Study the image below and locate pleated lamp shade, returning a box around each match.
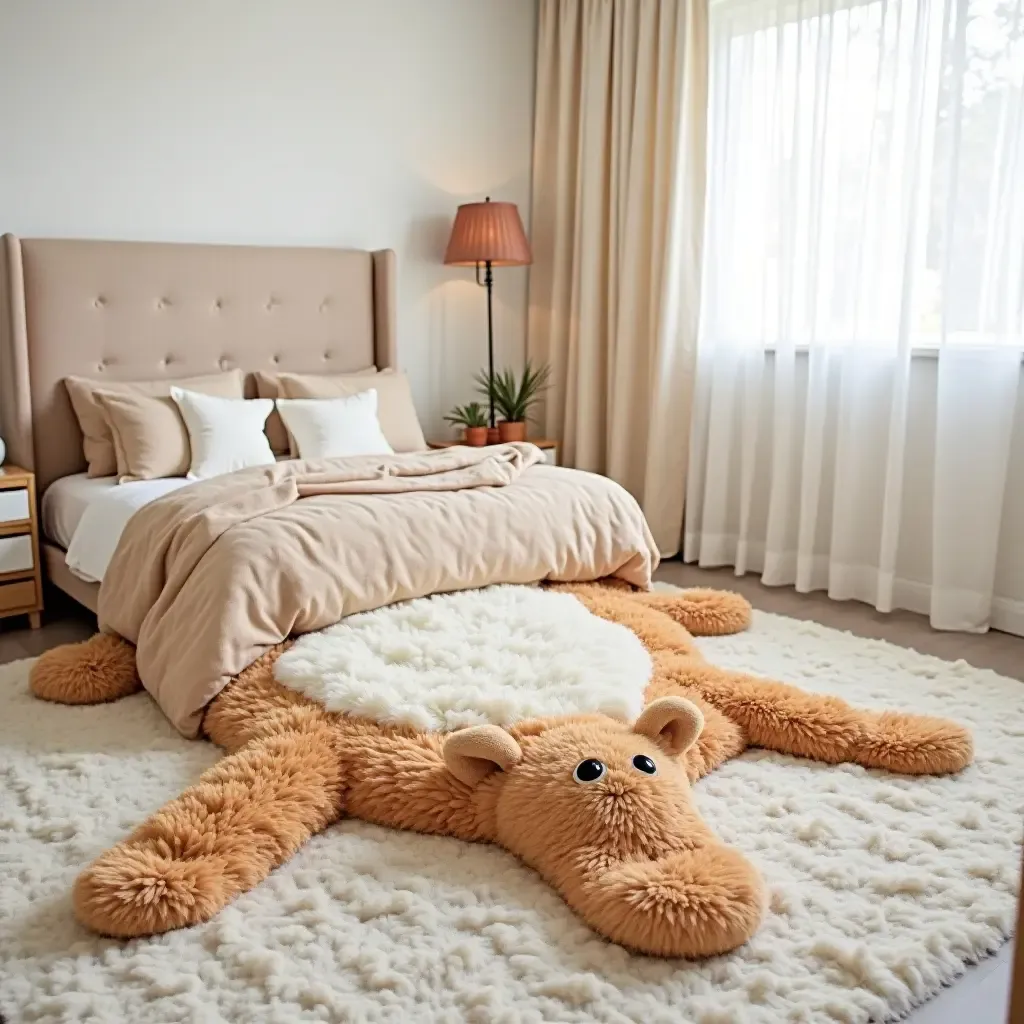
[443,198,532,267]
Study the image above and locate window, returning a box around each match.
[703,0,1024,350]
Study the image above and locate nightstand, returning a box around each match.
[428,439,559,466]
[0,465,43,629]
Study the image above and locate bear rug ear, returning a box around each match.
[443,725,523,786]
[633,696,704,755]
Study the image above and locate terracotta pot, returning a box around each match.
[463,426,488,447]
[498,420,527,443]
[487,426,501,444]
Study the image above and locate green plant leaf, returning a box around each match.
[481,360,551,421]
[473,369,496,401]
[470,363,551,420]
[443,401,488,428]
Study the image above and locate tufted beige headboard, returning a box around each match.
[0,235,397,493]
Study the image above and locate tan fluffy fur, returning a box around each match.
[31,583,974,957]
[29,632,142,704]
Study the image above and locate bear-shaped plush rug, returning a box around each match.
[30,582,973,958]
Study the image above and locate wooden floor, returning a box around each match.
[0,588,95,661]
[656,562,1024,683]
[3,568,1019,1023]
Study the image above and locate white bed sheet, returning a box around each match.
[41,473,113,549]
[43,473,194,584]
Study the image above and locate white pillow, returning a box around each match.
[276,390,394,459]
[170,388,276,479]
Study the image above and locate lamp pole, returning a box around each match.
[484,258,495,429]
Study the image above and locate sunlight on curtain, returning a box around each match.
[685,0,1024,633]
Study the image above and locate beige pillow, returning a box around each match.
[95,391,192,482]
[254,367,377,454]
[66,370,245,477]
[277,370,426,454]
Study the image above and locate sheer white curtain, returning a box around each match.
[685,0,1024,633]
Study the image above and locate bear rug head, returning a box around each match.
[29,583,974,959]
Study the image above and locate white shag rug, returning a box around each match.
[274,585,652,731]
[1,592,1022,1024]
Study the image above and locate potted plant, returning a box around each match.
[444,401,490,446]
[474,361,551,443]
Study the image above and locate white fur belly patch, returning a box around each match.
[273,585,652,732]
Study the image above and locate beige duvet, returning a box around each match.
[98,444,659,736]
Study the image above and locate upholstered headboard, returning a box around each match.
[0,235,397,492]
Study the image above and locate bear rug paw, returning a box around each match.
[74,845,228,937]
[639,588,753,637]
[30,633,141,705]
[859,711,974,775]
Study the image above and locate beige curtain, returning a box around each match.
[527,0,707,556]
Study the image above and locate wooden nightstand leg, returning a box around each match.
[28,611,41,630]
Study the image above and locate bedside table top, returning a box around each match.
[428,439,558,450]
[0,465,33,484]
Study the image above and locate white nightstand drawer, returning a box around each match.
[0,535,34,573]
[0,489,29,523]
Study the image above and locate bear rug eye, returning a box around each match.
[632,754,657,775]
[573,758,606,783]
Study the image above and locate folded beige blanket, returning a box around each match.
[98,444,659,736]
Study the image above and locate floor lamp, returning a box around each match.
[443,197,532,439]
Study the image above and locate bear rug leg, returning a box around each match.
[74,721,345,937]
[28,583,973,957]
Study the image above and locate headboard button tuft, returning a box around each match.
[219,358,230,370]
[272,355,281,365]
[93,297,105,309]
[214,299,223,311]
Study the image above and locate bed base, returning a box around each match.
[42,541,99,615]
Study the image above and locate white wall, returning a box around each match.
[0,0,537,434]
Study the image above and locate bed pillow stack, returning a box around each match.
[94,388,276,482]
[66,371,275,482]
[253,366,379,454]
[274,370,427,455]
[65,368,427,481]
[65,370,246,478]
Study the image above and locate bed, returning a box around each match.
[0,234,398,613]
[0,233,658,737]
